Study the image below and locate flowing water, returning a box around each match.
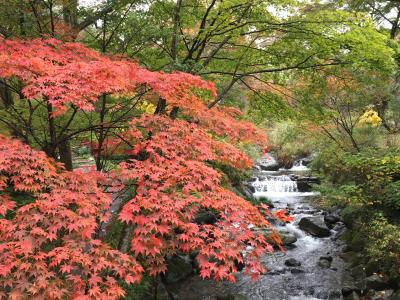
[171,161,347,300]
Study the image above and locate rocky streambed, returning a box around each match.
[165,157,400,300]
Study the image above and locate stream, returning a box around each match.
[170,159,348,300]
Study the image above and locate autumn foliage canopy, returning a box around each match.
[0,38,291,299]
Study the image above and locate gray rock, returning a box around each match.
[320,255,333,262]
[214,295,247,300]
[257,156,280,171]
[299,216,331,237]
[285,258,301,267]
[279,231,298,246]
[252,228,297,246]
[366,274,391,291]
[344,291,360,300]
[290,268,304,274]
[324,214,341,228]
[342,266,366,296]
[388,289,400,300]
[318,256,332,269]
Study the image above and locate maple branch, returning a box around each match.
[78,3,114,31]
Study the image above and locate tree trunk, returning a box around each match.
[63,0,79,28]
[58,138,73,170]
[154,98,167,114]
[46,102,58,159]
[170,107,179,119]
[0,79,13,108]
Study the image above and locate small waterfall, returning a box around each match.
[290,159,309,171]
[252,175,298,193]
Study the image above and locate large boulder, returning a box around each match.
[240,182,256,199]
[256,155,280,171]
[280,231,298,246]
[324,214,341,228]
[299,216,331,237]
[252,228,297,247]
[291,175,320,192]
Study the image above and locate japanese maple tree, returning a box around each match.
[0,38,291,299]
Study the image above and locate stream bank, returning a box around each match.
[163,155,400,300]
[166,157,353,300]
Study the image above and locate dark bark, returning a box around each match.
[95,94,108,171]
[118,225,133,253]
[58,137,73,170]
[171,0,183,63]
[0,79,14,108]
[63,0,79,28]
[154,98,167,114]
[169,107,179,119]
[46,102,58,159]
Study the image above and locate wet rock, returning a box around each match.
[367,289,395,300]
[299,216,331,237]
[344,291,360,300]
[318,259,332,269]
[291,175,320,192]
[214,294,247,300]
[329,290,343,299]
[296,181,312,192]
[279,231,298,246]
[290,268,304,274]
[239,182,255,199]
[318,256,333,269]
[324,214,341,228]
[366,274,391,291]
[164,255,193,284]
[268,268,286,276]
[278,160,293,169]
[306,286,315,296]
[388,289,400,300]
[257,157,279,171]
[298,205,310,210]
[252,228,297,247]
[368,290,400,300]
[243,183,256,194]
[321,255,333,262]
[285,258,301,267]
